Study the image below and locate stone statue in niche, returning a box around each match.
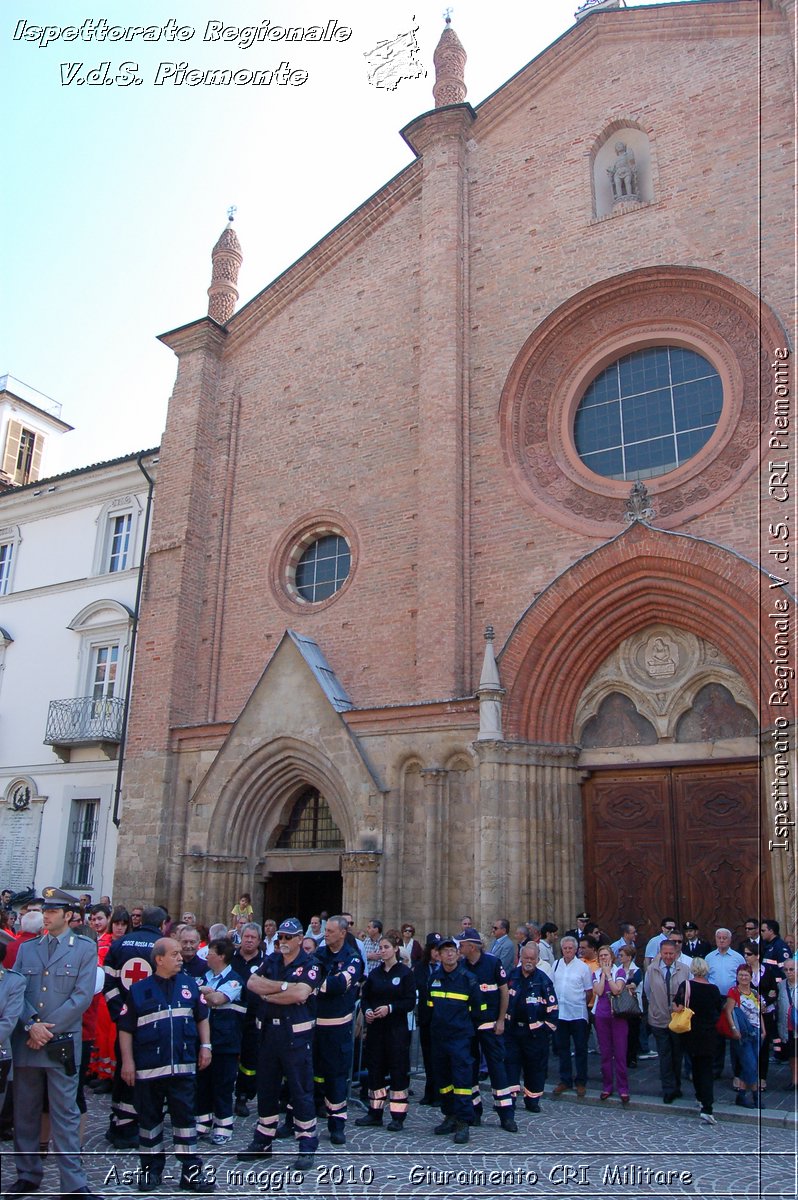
[607,140,640,203]
[645,636,677,678]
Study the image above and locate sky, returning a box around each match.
[1,0,693,475]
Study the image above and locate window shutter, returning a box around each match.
[2,420,22,479]
[29,432,43,482]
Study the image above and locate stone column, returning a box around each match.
[421,768,448,928]
[341,852,382,923]
[472,741,583,923]
[182,852,248,921]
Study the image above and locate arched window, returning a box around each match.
[275,788,344,849]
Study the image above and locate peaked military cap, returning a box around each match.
[39,886,81,910]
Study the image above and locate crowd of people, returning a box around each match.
[0,886,796,1196]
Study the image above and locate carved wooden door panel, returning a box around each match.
[583,762,767,940]
[583,771,674,941]
[672,764,768,934]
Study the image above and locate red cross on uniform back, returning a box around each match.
[122,957,152,988]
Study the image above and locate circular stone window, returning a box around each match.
[270,515,358,612]
[498,267,785,534]
[293,533,351,603]
[574,346,723,481]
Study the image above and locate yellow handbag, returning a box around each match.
[668,980,693,1032]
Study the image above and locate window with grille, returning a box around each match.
[64,799,99,888]
[574,346,722,480]
[275,788,344,849]
[294,535,351,603]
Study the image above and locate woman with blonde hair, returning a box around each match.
[673,956,724,1124]
[592,944,631,1103]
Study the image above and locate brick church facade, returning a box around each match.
[116,0,796,937]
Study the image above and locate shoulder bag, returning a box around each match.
[668,980,693,1033]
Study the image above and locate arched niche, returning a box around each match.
[592,121,654,218]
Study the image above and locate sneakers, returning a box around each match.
[210,1131,232,1146]
[699,1111,717,1125]
[638,1051,657,1060]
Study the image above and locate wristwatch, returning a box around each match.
[280,981,289,992]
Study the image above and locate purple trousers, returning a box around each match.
[594,1011,629,1095]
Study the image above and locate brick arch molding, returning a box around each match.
[500,523,793,743]
[204,736,357,856]
[498,265,786,534]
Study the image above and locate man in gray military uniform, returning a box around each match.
[6,886,100,1199]
[0,932,26,1099]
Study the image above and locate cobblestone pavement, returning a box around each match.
[2,1057,795,1200]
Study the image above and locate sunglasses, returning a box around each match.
[277,933,300,941]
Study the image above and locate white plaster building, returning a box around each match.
[0,379,157,900]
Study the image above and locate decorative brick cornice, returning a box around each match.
[158,317,228,358]
[400,104,477,157]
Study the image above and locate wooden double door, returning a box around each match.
[583,762,770,941]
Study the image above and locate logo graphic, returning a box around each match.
[364,18,426,91]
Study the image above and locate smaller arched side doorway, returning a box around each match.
[259,787,344,925]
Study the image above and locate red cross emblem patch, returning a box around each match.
[121,957,152,988]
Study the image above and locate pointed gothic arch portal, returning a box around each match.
[261,787,344,926]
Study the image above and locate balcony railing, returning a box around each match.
[44,696,125,747]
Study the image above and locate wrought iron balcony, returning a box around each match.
[44,696,126,749]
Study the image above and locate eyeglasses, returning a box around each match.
[745,924,758,930]
[664,925,677,931]
[670,938,683,944]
